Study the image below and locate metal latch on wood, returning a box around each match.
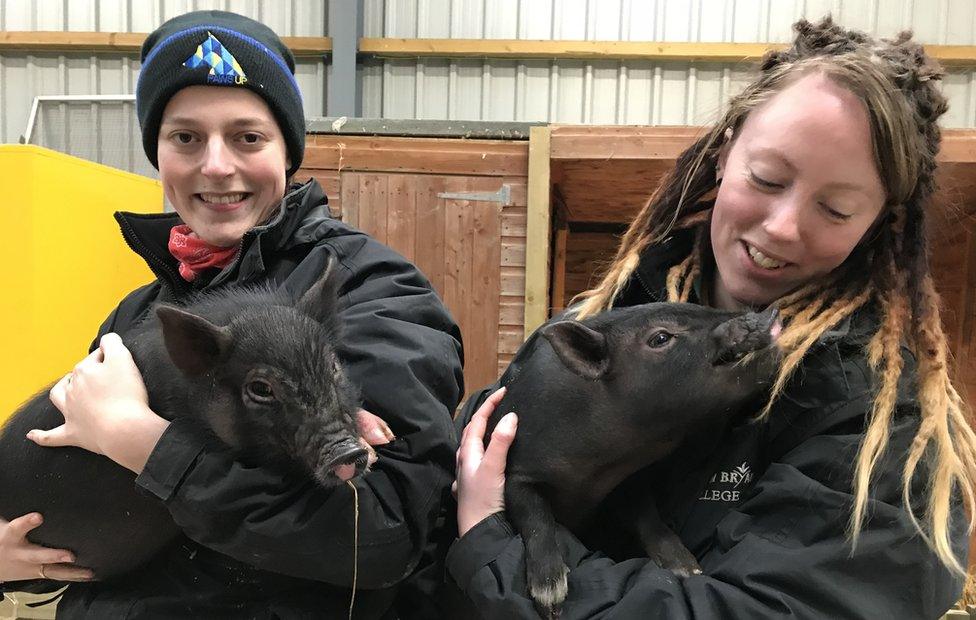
[437,184,512,206]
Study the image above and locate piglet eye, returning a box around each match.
[245,379,275,403]
[648,331,674,348]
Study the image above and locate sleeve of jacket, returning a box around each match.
[446,400,967,619]
[133,239,464,588]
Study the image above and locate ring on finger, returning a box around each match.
[39,564,48,579]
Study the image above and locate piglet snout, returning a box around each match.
[317,440,370,485]
[711,306,780,366]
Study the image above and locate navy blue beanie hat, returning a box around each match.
[137,10,305,177]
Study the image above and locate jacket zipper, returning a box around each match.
[116,215,188,297]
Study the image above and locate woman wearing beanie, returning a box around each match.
[0,10,462,619]
[452,17,973,620]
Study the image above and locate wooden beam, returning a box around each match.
[360,38,777,62]
[524,126,552,338]
[0,31,332,56]
[303,135,528,176]
[359,38,976,66]
[5,33,976,66]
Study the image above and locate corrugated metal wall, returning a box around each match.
[360,0,976,128]
[5,0,976,167]
[0,0,328,171]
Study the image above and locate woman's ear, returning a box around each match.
[716,127,733,181]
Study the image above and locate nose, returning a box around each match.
[200,136,235,179]
[761,195,803,243]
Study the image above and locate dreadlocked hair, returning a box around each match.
[574,16,976,575]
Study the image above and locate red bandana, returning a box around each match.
[168,225,239,282]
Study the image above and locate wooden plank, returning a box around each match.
[8,34,976,66]
[501,241,526,267]
[501,266,526,298]
[360,39,976,66]
[499,300,525,326]
[304,171,342,219]
[524,126,552,338]
[470,190,502,392]
[386,175,417,262]
[358,38,781,61]
[504,179,528,206]
[502,213,527,237]
[498,327,525,356]
[339,171,360,227]
[442,180,470,373]
[940,131,976,164]
[551,225,569,313]
[413,176,447,296]
[357,174,389,243]
[550,126,702,160]
[0,31,332,56]
[303,136,528,176]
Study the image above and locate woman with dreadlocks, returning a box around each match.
[451,17,976,619]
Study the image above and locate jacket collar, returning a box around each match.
[114,179,326,295]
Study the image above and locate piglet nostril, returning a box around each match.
[327,446,369,482]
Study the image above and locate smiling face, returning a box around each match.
[709,73,887,311]
[157,86,290,247]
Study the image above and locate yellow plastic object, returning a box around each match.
[0,145,162,421]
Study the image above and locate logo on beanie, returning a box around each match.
[183,32,248,86]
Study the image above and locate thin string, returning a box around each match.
[345,479,359,620]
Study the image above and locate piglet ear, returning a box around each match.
[540,320,609,380]
[156,305,232,376]
[296,254,341,333]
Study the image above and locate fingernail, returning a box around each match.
[31,514,42,525]
[61,554,73,563]
[368,428,388,444]
[502,412,518,428]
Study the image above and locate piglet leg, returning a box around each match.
[635,498,701,577]
[506,480,569,619]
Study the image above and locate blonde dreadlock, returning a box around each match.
[575,16,976,574]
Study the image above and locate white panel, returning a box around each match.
[451,59,483,119]
[0,0,327,150]
[363,0,387,36]
[518,0,553,38]
[3,0,35,29]
[942,72,972,129]
[554,0,587,39]
[417,0,451,37]
[485,61,516,120]
[387,0,418,37]
[484,0,519,38]
[946,0,976,45]
[35,0,66,29]
[417,58,450,119]
[451,0,484,37]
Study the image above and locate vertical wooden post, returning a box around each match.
[550,192,569,314]
[524,126,552,339]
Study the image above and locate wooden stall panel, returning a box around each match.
[339,171,524,395]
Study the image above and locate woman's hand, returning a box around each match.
[0,513,93,583]
[28,333,169,474]
[455,387,517,537]
[356,408,395,467]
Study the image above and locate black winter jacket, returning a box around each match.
[6,179,464,619]
[448,229,967,619]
